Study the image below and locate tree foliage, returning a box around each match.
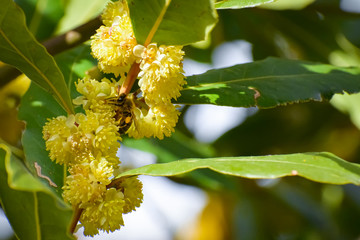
[1,0,360,238]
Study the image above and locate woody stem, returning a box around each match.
[119,62,140,95]
[69,206,83,234]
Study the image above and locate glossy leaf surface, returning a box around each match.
[177,57,360,107]
[118,152,360,185]
[215,0,274,9]
[127,0,217,45]
[0,0,73,114]
[56,0,106,33]
[18,45,95,196]
[0,145,73,240]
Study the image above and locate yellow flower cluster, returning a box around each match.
[43,0,187,236]
[91,0,137,77]
[137,43,186,104]
[125,43,185,139]
[43,77,143,236]
[90,0,186,140]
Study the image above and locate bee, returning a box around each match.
[109,93,134,135]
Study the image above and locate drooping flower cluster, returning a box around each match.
[127,43,185,139]
[43,0,186,236]
[43,77,143,236]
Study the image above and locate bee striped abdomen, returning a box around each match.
[111,93,134,135]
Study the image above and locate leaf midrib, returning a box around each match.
[183,72,351,90]
[144,0,171,45]
[0,29,72,114]
[120,157,360,183]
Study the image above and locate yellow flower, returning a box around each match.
[43,115,77,164]
[62,160,113,207]
[74,76,119,112]
[138,44,186,104]
[101,0,130,27]
[91,0,137,76]
[114,177,143,214]
[79,110,121,166]
[80,188,126,236]
[43,109,121,165]
[128,102,180,139]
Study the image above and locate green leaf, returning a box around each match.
[215,0,275,9]
[123,131,214,163]
[15,0,65,41]
[177,57,360,108]
[18,45,96,196]
[117,152,360,185]
[331,92,360,130]
[127,0,217,45]
[54,44,96,99]
[55,0,107,34]
[18,82,66,197]
[0,0,74,114]
[123,133,228,190]
[259,0,315,10]
[0,144,74,240]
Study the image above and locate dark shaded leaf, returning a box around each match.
[0,145,73,240]
[177,57,360,108]
[0,0,73,114]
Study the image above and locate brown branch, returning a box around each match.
[119,62,140,95]
[42,16,102,56]
[0,16,102,89]
[69,205,83,235]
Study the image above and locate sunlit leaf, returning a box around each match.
[0,145,73,240]
[0,0,74,114]
[259,0,315,10]
[117,152,360,185]
[123,133,227,190]
[331,92,360,130]
[215,0,274,9]
[56,0,107,33]
[177,57,360,108]
[127,0,217,45]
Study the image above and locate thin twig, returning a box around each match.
[69,205,83,235]
[43,16,102,56]
[119,62,140,95]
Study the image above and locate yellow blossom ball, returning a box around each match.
[91,3,137,77]
[80,188,126,236]
[74,76,119,112]
[138,44,186,104]
[101,0,130,27]
[43,115,77,164]
[77,110,121,166]
[128,102,180,139]
[43,109,121,165]
[114,177,143,214]
[62,160,113,207]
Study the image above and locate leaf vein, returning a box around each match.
[0,29,71,114]
[183,72,349,90]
